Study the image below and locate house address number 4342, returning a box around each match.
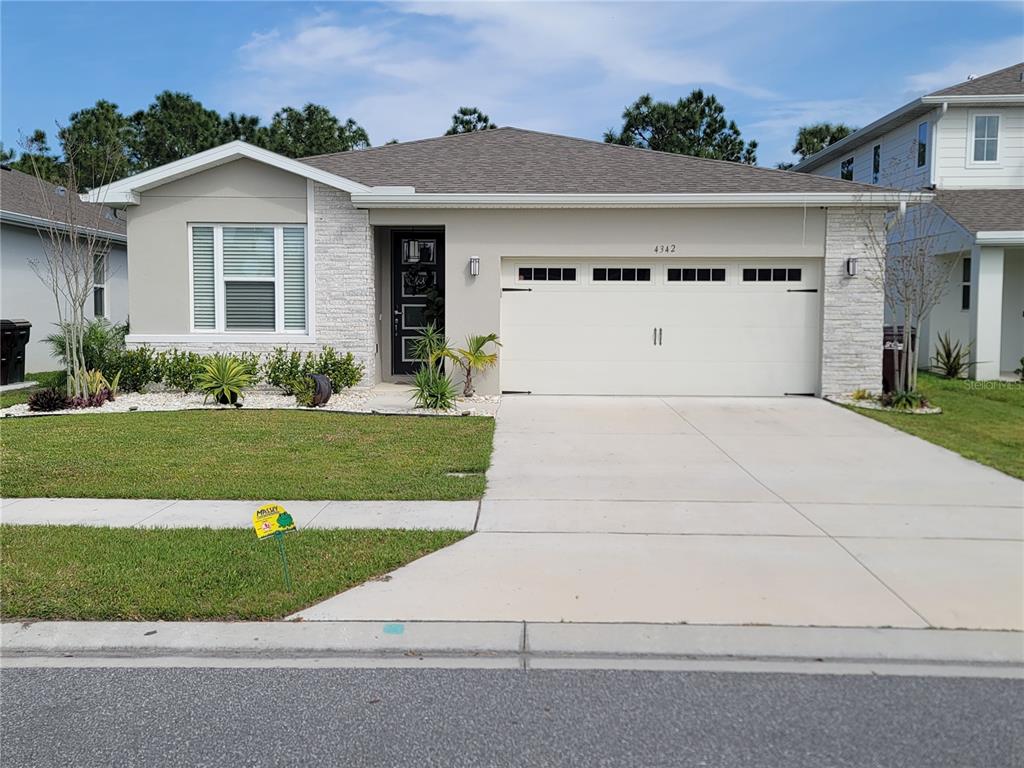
[653,244,677,253]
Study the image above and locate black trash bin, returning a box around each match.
[882,325,916,393]
[1,319,32,385]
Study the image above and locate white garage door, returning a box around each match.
[500,259,822,396]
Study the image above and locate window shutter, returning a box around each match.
[191,226,216,329]
[225,282,276,330]
[283,228,306,330]
[223,227,275,276]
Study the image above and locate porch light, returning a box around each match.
[845,257,858,277]
[469,256,481,277]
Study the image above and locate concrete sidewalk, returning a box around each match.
[0,498,479,531]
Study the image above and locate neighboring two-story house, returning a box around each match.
[793,62,1023,380]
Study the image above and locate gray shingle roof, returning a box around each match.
[929,62,1024,97]
[0,166,126,237]
[301,127,883,194]
[933,189,1024,234]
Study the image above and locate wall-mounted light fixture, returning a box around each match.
[845,257,858,277]
[469,256,481,277]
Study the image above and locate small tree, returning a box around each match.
[856,145,962,393]
[445,334,501,397]
[21,128,126,398]
[445,107,497,135]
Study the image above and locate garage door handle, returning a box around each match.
[653,328,657,346]
[787,288,818,293]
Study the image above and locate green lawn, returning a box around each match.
[0,525,467,621]
[854,372,1024,480]
[0,371,65,408]
[0,410,494,499]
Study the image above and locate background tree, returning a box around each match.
[221,112,267,146]
[129,91,225,168]
[605,91,757,164]
[445,107,497,135]
[8,130,64,184]
[266,104,370,157]
[57,100,136,191]
[792,122,856,159]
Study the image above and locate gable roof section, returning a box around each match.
[793,62,1024,173]
[302,127,885,195]
[82,141,377,206]
[933,189,1024,236]
[929,62,1024,97]
[1,166,126,241]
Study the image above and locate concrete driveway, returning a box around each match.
[297,397,1024,630]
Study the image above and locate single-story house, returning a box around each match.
[2,166,128,371]
[85,128,926,396]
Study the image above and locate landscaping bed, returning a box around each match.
[0,410,495,499]
[0,525,468,621]
[849,372,1024,480]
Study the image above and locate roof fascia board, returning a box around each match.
[921,94,1024,106]
[0,209,127,242]
[81,141,374,205]
[976,230,1024,245]
[350,191,931,209]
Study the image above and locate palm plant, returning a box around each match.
[445,333,501,397]
[196,355,252,405]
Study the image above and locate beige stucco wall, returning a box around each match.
[126,158,306,334]
[370,207,829,394]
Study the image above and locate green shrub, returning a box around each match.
[850,388,872,401]
[107,347,160,393]
[235,351,263,383]
[291,375,317,407]
[44,318,127,372]
[879,390,929,411]
[309,346,363,390]
[264,348,306,393]
[410,365,457,410]
[158,349,208,393]
[196,355,252,405]
[1015,357,1024,383]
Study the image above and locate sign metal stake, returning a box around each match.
[275,530,293,592]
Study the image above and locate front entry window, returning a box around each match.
[402,239,437,264]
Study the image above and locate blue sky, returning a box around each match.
[2,1,1022,167]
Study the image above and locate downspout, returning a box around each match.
[929,102,947,188]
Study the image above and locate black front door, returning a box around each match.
[391,230,444,375]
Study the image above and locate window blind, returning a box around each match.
[191,226,216,329]
[283,227,306,330]
[223,227,275,277]
[225,282,276,330]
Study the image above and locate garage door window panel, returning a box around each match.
[667,267,726,283]
[518,266,578,283]
[592,267,652,283]
[742,267,802,283]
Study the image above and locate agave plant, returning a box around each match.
[410,323,451,368]
[410,364,458,410]
[931,332,975,379]
[445,333,501,397]
[196,355,252,405]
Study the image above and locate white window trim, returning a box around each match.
[188,222,309,336]
[93,253,107,318]
[966,111,1002,167]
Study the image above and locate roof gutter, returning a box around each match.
[0,209,127,243]
[349,191,931,209]
[976,230,1024,246]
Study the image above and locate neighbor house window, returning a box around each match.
[972,115,999,162]
[961,256,971,311]
[592,267,652,282]
[742,267,802,282]
[92,253,107,318]
[917,122,929,168]
[190,224,307,333]
[667,267,726,282]
[840,157,854,181]
[872,144,881,184]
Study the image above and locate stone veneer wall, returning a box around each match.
[821,207,885,395]
[132,183,376,388]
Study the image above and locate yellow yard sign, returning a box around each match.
[252,503,296,540]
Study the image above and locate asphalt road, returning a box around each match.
[2,666,1021,767]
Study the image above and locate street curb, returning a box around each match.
[3,621,1022,667]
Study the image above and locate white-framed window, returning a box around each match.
[742,267,803,283]
[666,266,726,283]
[92,253,107,318]
[916,122,929,168]
[189,224,307,334]
[872,144,881,184]
[970,114,1000,163]
[592,266,652,282]
[961,256,971,311]
[840,157,854,181]
[517,266,578,282]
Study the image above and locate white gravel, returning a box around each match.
[1,389,500,418]
[826,394,942,415]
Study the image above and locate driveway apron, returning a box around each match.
[296,396,1024,630]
